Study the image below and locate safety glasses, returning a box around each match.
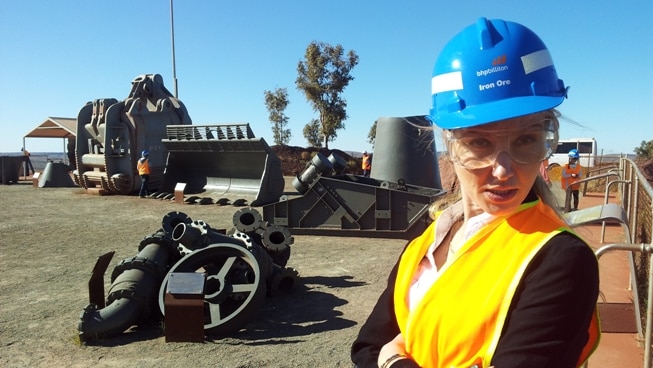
[445,119,558,170]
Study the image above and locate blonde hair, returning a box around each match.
[533,174,564,218]
[428,191,462,219]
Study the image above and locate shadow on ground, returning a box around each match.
[222,275,366,344]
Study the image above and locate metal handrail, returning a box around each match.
[564,172,622,212]
[615,158,653,367]
[575,159,653,367]
[601,180,632,243]
[582,165,619,196]
[595,243,653,259]
[595,243,653,368]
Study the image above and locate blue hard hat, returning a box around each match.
[430,18,568,129]
[568,149,580,158]
[142,150,149,157]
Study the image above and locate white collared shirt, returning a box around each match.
[408,202,495,311]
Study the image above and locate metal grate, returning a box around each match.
[165,124,255,141]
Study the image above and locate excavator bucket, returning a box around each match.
[160,124,285,206]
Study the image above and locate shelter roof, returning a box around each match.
[24,117,76,139]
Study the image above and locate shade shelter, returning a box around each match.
[23,117,76,165]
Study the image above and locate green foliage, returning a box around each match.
[367,120,377,147]
[303,119,323,148]
[635,140,653,160]
[296,41,359,149]
[264,87,292,145]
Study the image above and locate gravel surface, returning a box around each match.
[0,181,408,368]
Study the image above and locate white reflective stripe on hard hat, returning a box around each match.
[521,49,553,75]
[432,71,463,94]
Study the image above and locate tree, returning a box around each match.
[303,119,323,148]
[296,41,359,149]
[367,120,377,147]
[635,139,653,160]
[263,87,291,145]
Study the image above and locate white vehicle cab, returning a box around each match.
[548,138,597,168]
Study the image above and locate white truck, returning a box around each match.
[548,138,597,168]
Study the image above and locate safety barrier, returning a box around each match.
[563,170,622,213]
[620,158,653,368]
[568,158,653,368]
[581,165,619,196]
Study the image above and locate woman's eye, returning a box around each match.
[464,137,492,149]
[514,133,540,146]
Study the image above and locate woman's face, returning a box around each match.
[448,113,555,218]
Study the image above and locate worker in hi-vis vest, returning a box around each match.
[137,150,150,198]
[561,149,584,211]
[362,151,371,177]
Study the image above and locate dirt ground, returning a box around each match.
[0,178,410,368]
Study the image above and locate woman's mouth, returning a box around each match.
[485,188,517,202]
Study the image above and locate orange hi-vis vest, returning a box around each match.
[393,200,600,368]
[562,164,583,191]
[362,154,371,170]
[137,158,150,175]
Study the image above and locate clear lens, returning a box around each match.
[446,119,557,169]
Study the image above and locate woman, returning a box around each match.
[351,18,600,368]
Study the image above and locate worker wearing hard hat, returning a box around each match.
[361,151,371,177]
[561,149,583,211]
[137,150,151,198]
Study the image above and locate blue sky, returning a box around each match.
[1,0,651,155]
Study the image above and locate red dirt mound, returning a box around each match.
[638,160,653,186]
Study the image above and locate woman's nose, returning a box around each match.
[492,151,514,180]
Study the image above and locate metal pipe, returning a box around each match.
[632,175,640,243]
[627,251,645,338]
[172,222,202,247]
[233,207,263,233]
[645,251,653,368]
[627,163,634,233]
[293,152,333,194]
[595,243,652,259]
[78,242,170,342]
[601,179,630,243]
[564,172,621,212]
[615,158,653,367]
[267,265,299,296]
[170,0,178,98]
[260,224,293,252]
[582,165,619,196]
[605,180,629,205]
[595,241,652,348]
